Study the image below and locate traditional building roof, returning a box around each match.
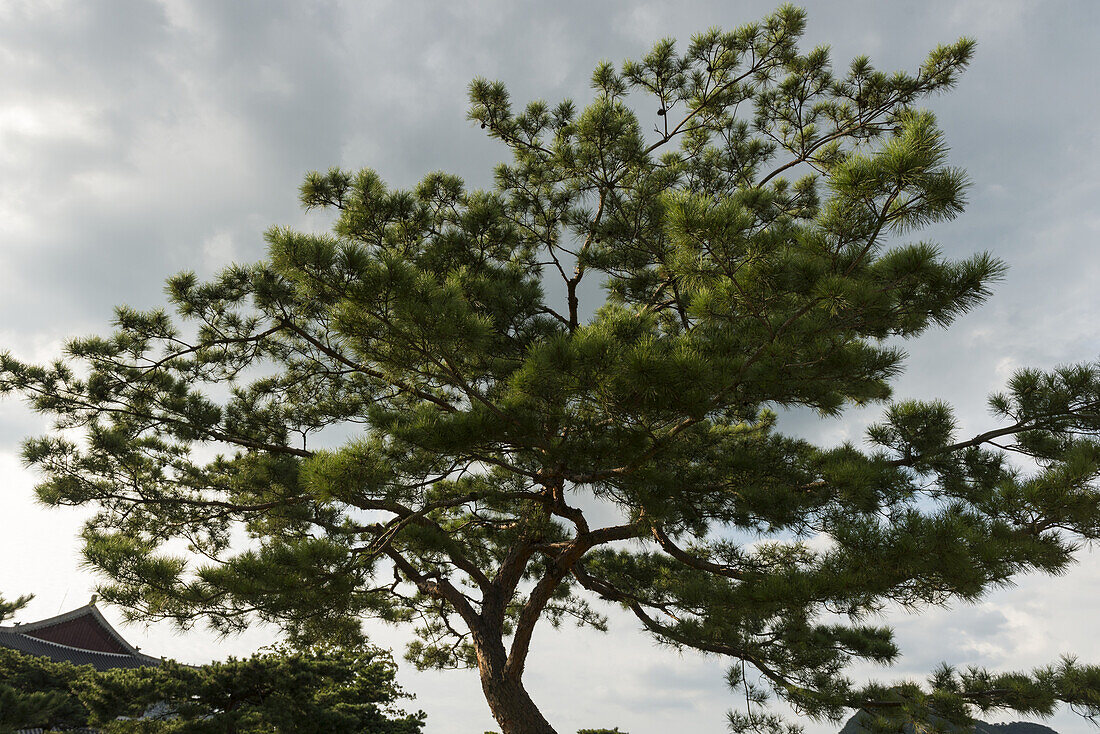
[0,597,162,671]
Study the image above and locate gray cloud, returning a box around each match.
[2,2,1099,733]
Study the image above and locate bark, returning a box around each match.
[475,630,558,734]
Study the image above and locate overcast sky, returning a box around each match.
[1,1,1098,732]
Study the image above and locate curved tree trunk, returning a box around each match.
[476,633,558,734]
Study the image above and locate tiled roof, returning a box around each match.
[0,628,160,671]
[21,612,128,654]
[0,601,162,671]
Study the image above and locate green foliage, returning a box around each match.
[0,643,422,734]
[0,646,91,734]
[3,4,1100,733]
[836,657,1100,733]
[0,607,421,734]
[75,646,425,734]
[0,593,32,624]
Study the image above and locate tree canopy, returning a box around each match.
[0,633,424,734]
[3,5,1100,733]
[0,647,87,733]
[77,646,425,734]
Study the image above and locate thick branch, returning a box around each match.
[352,493,493,590]
[505,520,643,678]
[887,408,1100,468]
[384,548,481,630]
[651,525,745,580]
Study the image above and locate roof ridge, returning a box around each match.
[8,603,97,631]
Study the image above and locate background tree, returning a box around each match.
[2,5,1099,733]
[0,634,423,734]
[0,653,90,732]
[75,646,425,734]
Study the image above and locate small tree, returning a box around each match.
[0,630,423,733]
[76,646,425,734]
[3,5,1100,733]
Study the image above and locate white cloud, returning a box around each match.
[0,101,102,148]
[994,355,1019,381]
[201,230,236,271]
[620,4,667,45]
[948,0,1036,38]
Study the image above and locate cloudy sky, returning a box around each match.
[1,1,1098,732]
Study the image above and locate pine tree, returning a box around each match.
[0,631,424,733]
[0,648,89,733]
[76,646,426,734]
[3,6,1099,733]
[0,594,32,624]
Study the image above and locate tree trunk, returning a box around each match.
[475,633,557,734]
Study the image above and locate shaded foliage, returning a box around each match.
[78,646,425,734]
[0,635,423,734]
[0,646,91,734]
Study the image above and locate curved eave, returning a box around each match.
[0,628,162,671]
